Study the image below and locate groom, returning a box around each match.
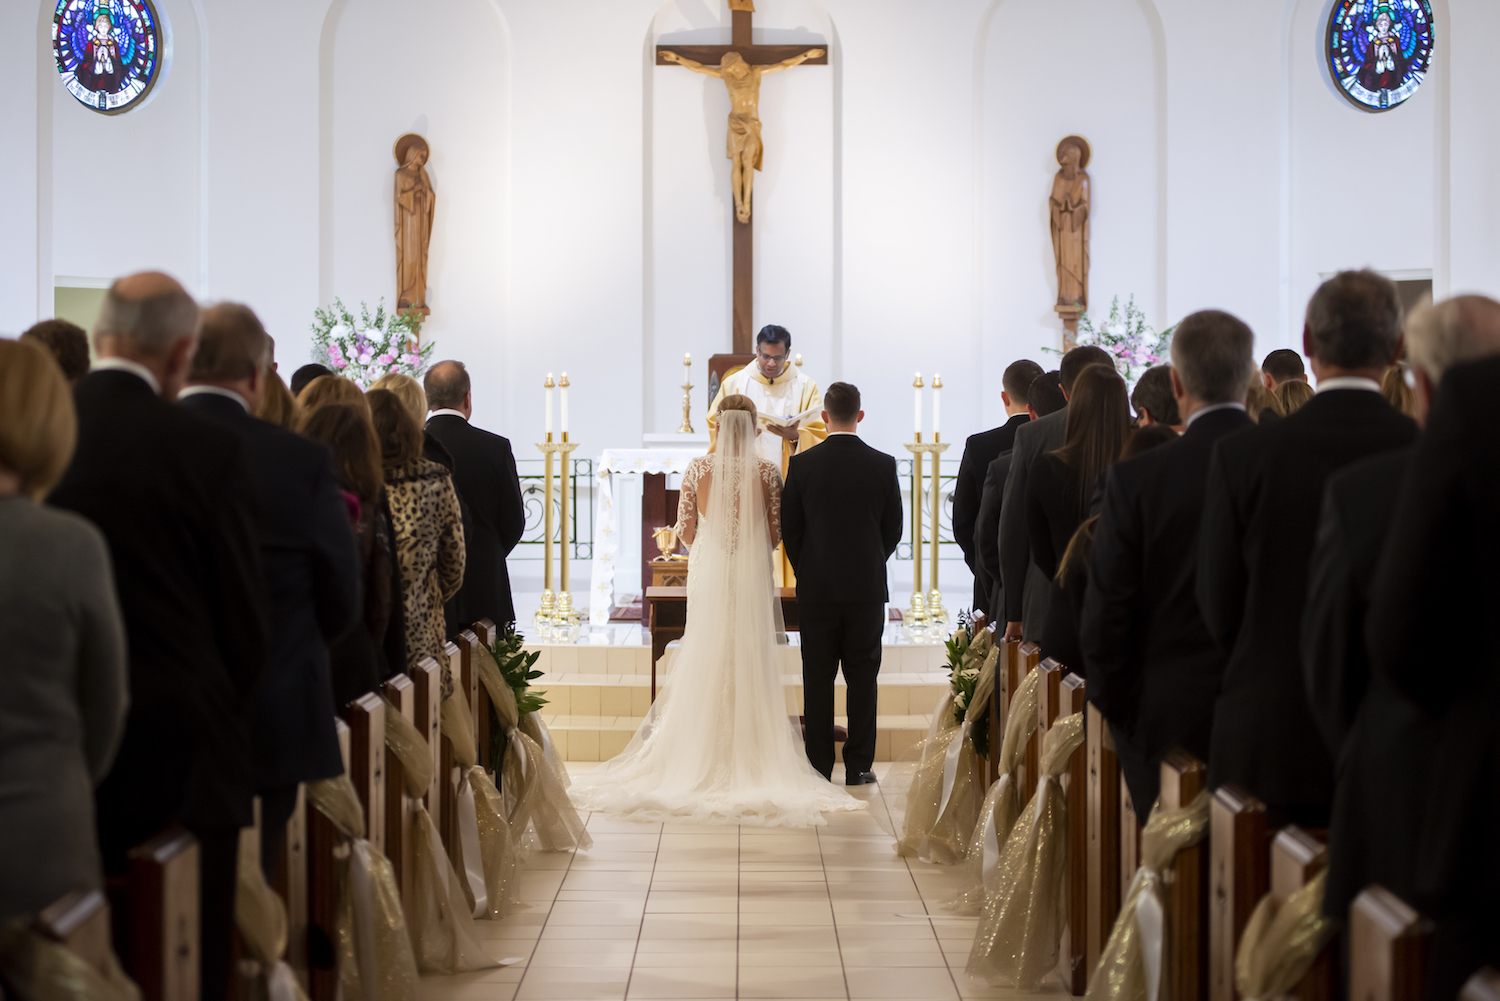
[782,382,904,784]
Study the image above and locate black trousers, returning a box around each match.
[260,784,299,882]
[798,601,884,779]
[194,826,240,1001]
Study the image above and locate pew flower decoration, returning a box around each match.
[310,298,432,388]
[487,624,548,716]
[1045,294,1176,385]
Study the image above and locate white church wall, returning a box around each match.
[0,3,39,334]
[1445,0,1500,296]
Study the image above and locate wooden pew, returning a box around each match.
[35,888,114,978]
[273,786,308,993]
[1018,642,1042,805]
[1159,750,1209,1001]
[987,640,1018,786]
[1269,826,1336,1000]
[1120,777,1143,908]
[1348,886,1431,1001]
[411,657,443,818]
[343,692,387,858]
[1036,663,1088,995]
[1209,785,1270,1001]
[455,629,493,773]
[382,673,417,904]
[1085,701,1121,982]
[1462,968,1500,1001]
[109,826,200,1001]
[307,720,350,1001]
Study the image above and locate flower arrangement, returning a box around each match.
[485,624,547,767]
[1047,294,1176,385]
[309,298,432,387]
[945,611,994,727]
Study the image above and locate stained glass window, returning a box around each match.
[1326,0,1434,112]
[52,0,164,115]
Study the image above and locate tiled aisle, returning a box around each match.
[420,765,1064,1001]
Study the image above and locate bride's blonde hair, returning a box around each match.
[718,394,758,421]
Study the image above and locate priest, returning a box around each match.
[707,324,826,584]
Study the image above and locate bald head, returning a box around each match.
[424,359,472,414]
[1402,295,1500,425]
[96,271,199,357]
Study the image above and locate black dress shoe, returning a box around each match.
[845,770,877,786]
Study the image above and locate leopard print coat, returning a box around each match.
[384,457,466,697]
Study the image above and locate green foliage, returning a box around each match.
[310,297,432,388]
[485,622,548,716]
[945,610,994,757]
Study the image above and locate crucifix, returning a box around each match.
[656,0,828,355]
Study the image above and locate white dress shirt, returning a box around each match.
[178,385,250,412]
[1314,376,1382,394]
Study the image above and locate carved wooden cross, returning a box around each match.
[656,2,828,354]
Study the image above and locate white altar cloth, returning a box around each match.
[588,446,708,624]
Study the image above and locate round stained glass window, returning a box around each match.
[1326,0,1434,112]
[52,0,165,115]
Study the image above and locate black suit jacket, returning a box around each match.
[782,434,903,604]
[424,415,525,629]
[1082,406,1253,806]
[973,450,1014,618]
[1000,406,1068,633]
[1197,389,1416,816]
[50,371,271,846]
[180,391,361,788]
[954,414,1029,610]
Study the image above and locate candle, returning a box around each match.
[684,352,692,365]
[544,373,554,438]
[560,373,570,435]
[932,374,942,438]
[913,373,924,438]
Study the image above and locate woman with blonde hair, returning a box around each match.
[0,339,128,924]
[369,370,459,475]
[296,373,369,421]
[1272,378,1315,416]
[256,368,300,428]
[1380,364,1416,418]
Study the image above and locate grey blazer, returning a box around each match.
[998,406,1068,638]
[0,498,127,924]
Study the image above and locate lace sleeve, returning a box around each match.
[761,459,783,549]
[676,457,703,546]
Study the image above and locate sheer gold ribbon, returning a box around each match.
[383,710,497,973]
[1234,869,1338,1000]
[0,919,141,1001]
[520,712,571,791]
[943,666,1041,914]
[236,828,308,1001]
[439,694,512,916]
[1084,791,1211,1001]
[966,712,1086,986]
[306,775,419,1001]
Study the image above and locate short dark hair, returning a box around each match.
[291,363,333,396]
[823,382,860,423]
[1130,364,1180,426]
[1261,349,1306,384]
[1124,423,1179,458]
[20,319,90,383]
[1060,345,1114,391]
[368,388,422,468]
[190,303,271,382]
[1002,359,1045,403]
[1173,310,1257,403]
[1027,371,1067,417]
[424,359,471,410]
[1305,270,1403,370]
[755,324,791,352]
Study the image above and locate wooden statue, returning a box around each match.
[394,133,434,317]
[659,47,824,224]
[1051,135,1091,312]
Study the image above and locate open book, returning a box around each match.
[758,404,823,429]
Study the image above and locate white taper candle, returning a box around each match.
[560,373,570,434]
[545,373,554,437]
[913,373,924,438]
[932,374,942,437]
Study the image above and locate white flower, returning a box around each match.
[331,323,352,340]
[954,691,969,709]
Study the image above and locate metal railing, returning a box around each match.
[894,458,958,561]
[513,457,593,561]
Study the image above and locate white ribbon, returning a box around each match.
[1130,866,1167,1001]
[266,961,300,1001]
[936,720,972,821]
[349,841,380,1001]
[452,766,488,917]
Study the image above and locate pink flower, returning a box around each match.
[332,357,348,369]
[405,353,421,366]
[377,353,394,365]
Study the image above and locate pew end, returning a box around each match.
[1160,750,1209,1001]
[1210,784,1269,1001]
[1042,669,1088,996]
[1270,826,1336,1001]
[1460,967,1500,1001]
[112,826,200,1001]
[307,720,351,1001]
[34,888,113,978]
[1349,886,1432,1001]
[1085,701,1122,982]
[455,628,493,773]
[382,673,417,905]
[1018,642,1042,804]
[343,692,387,857]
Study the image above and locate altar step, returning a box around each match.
[536,713,934,763]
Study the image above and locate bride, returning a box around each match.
[569,396,865,826]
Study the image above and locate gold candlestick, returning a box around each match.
[904,433,927,629]
[677,353,695,434]
[535,376,557,633]
[905,437,951,633]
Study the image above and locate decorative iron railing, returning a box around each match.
[513,457,593,561]
[894,458,958,561]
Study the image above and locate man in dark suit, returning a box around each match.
[1000,345,1112,642]
[975,372,1065,619]
[1081,310,1257,812]
[50,273,270,1001]
[1310,296,1500,959]
[954,359,1042,614]
[178,303,362,879]
[783,382,903,785]
[1197,269,1416,826]
[424,360,526,630]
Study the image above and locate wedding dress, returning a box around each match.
[568,410,865,827]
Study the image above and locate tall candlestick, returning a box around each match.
[932,374,943,440]
[544,373,555,441]
[560,373,570,438]
[913,373,924,441]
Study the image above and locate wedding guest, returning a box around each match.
[1000,346,1112,643]
[955,358,1042,613]
[0,339,127,925]
[297,373,368,415]
[49,272,270,1001]
[1082,310,1257,812]
[20,319,91,385]
[1197,270,1415,826]
[1271,378,1314,416]
[370,389,465,694]
[1025,362,1131,673]
[423,360,525,630]
[257,368,300,428]
[291,362,333,396]
[1380,363,1416,417]
[178,303,360,879]
[1245,379,1278,423]
[1130,364,1182,431]
[300,402,407,704]
[1261,348,1307,388]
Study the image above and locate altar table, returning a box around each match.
[644,586,800,698]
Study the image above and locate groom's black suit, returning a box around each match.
[782,433,903,779]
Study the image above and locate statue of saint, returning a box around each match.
[394,133,434,315]
[659,48,824,224]
[1050,136,1091,309]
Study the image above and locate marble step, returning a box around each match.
[532,671,950,718]
[538,712,933,763]
[523,638,951,677]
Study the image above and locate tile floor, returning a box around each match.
[419,765,1064,1001]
